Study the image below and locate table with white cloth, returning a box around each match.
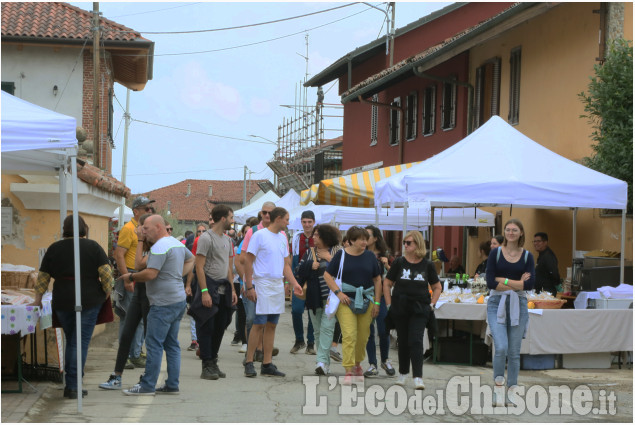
[1,299,54,393]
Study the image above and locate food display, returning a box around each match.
[526,291,566,309]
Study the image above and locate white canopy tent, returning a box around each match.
[233,190,280,224]
[1,91,85,411]
[112,205,134,223]
[375,115,629,278]
[275,188,301,211]
[288,203,494,231]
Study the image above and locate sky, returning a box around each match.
[70,1,450,194]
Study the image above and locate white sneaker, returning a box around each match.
[239,344,247,353]
[315,362,328,376]
[413,377,425,390]
[396,374,407,386]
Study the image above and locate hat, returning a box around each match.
[131,196,156,209]
[301,210,315,221]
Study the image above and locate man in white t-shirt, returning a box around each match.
[243,207,303,377]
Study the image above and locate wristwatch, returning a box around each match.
[334,289,341,295]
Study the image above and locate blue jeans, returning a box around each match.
[140,300,186,391]
[487,294,528,387]
[291,293,314,344]
[366,297,389,365]
[55,305,101,390]
[308,307,337,365]
[117,277,145,359]
[243,296,256,341]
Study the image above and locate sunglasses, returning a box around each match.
[197,230,203,234]
[166,227,173,232]
[404,240,414,246]
[261,210,270,216]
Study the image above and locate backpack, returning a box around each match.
[496,247,529,264]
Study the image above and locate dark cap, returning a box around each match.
[131,196,156,209]
[301,210,315,221]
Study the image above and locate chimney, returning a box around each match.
[167,201,171,215]
[208,185,213,197]
[186,183,191,197]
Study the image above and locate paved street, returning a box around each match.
[3,304,633,423]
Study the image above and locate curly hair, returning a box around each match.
[312,224,340,249]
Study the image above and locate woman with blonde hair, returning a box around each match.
[384,231,441,390]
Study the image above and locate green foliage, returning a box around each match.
[579,39,633,213]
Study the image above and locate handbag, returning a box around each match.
[348,297,370,315]
[325,250,345,319]
[295,248,314,301]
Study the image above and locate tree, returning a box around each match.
[579,38,633,213]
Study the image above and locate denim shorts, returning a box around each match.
[253,313,280,325]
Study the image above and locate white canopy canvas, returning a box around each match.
[374,115,628,210]
[112,205,134,223]
[233,190,280,224]
[2,91,78,174]
[275,188,301,211]
[288,204,494,231]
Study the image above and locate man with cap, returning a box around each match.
[114,196,155,368]
[290,210,316,354]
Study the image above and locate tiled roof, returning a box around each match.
[135,179,268,222]
[1,2,146,42]
[77,161,130,198]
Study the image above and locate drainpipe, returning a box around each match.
[358,95,405,164]
[413,68,475,135]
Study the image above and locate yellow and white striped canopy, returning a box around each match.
[300,162,420,207]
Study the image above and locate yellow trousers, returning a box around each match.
[336,303,373,368]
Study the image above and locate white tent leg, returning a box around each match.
[620,209,626,283]
[59,167,66,238]
[429,207,435,261]
[71,154,83,413]
[572,208,577,263]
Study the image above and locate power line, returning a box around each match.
[120,166,244,177]
[130,119,278,145]
[107,3,358,35]
[54,37,90,111]
[109,6,376,58]
[109,2,203,19]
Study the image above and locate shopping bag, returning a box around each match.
[325,250,345,319]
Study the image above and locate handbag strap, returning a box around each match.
[336,250,345,284]
[310,247,316,261]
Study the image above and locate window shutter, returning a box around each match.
[474,67,483,128]
[508,47,521,124]
[370,94,378,146]
[491,58,501,117]
[1,81,16,95]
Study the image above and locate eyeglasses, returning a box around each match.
[404,240,414,246]
[533,239,544,244]
[261,210,270,216]
[166,227,173,232]
[505,228,520,234]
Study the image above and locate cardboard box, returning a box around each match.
[24,326,61,368]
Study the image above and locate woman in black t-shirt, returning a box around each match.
[384,231,441,390]
[33,215,113,399]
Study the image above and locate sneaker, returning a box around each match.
[155,384,179,395]
[272,347,279,357]
[124,358,135,369]
[363,364,378,377]
[123,383,155,396]
[130,356,146,368]
[315,362,328,376]
[254,349,264,362]
[99,374,122,390]
[396,374,407,386]
[305,343,317,355]
[188,340,199,351]
[413,377,425,390]
[261,363,286,377]
[139,350,146,359]
[290,341,306,354]
[244,361,257,378]
[342,372,354,386]
[63,388,87,398]
[353,365,364,377]
[238,343,247,353]
[230,337,240,346]
[381,360,396,376]
[329,348,342,363]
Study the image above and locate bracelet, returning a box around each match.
[246,287,254,291]
[201,288,208,293]
[130,273,134,282]
[504,278,509,286]
[374,301,380,305]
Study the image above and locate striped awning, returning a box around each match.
[300,162,420,207]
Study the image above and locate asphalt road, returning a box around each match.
[9,303,633,423]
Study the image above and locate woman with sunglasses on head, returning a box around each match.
[324,227,381,385]
[363,225,395,378]
[486,219,535,405]
[384,231,441,390]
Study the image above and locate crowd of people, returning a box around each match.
[35,195,557,401]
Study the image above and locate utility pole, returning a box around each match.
[118,89,131,229]
[243,165,247,207]
[389,2,396,67]
[92,2,101,168]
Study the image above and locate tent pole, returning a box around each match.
[71,153,83,413]
[572,208,577,264]
[59,166,66,238]
[620,209,626,283]
[429,206,435,261]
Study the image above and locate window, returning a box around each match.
[441,77,457,130]
[474,57,501,128]
[389,97,401,146]
[405,91,417,140]
[508,47,521,125]
[370,94,378,146]
[422,84,436,136]
[1,81,15,95]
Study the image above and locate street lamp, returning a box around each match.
[248,134,277,145]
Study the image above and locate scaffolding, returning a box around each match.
[268,100,343,194]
